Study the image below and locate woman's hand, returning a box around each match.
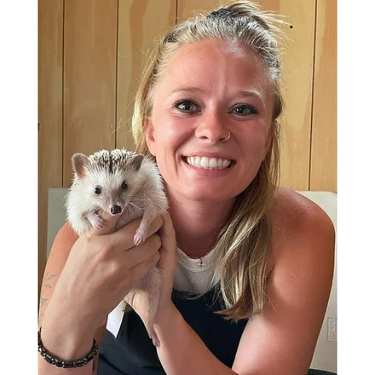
[124,212,177,327]
[41,212,163,352]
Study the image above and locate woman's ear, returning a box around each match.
[145,117,156,156]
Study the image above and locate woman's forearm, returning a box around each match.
[154,304,238,375]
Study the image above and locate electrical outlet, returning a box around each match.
[327,316,337,341]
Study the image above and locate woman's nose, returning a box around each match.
[195,110,230,143]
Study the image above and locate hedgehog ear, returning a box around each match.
[132,154,144,171]
[72,153,89,178]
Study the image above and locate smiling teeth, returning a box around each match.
[186,156,231,169]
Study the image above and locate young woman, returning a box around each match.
[38,2,335,374]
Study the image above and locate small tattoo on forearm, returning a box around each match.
[39,271,58,322]
[41,272,57,291]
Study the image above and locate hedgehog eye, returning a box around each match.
[95,186,102,195]
[121,181,128,190]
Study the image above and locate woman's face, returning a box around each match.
[145,39,274,204]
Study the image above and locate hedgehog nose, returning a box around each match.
[110,205,122,215]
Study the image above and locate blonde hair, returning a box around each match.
[132,0,285,321]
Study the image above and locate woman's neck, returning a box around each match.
[167,193,235,259]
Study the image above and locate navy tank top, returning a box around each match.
[98,287,336,375]
[98,286,247,375]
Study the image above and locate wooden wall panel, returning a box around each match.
[63,0,118,186]
[177,0,219,18]
[178,0,316,190]
[116,0,176,150]
[38,0,64,294]
[310,0,337,192]
[256,0,316,190]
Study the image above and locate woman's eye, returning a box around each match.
[173,100,199,113]
[231,104,258,116]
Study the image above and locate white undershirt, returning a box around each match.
[106,245,220,337]
[174,247,219,294]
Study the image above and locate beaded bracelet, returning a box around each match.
[38,327,99,368]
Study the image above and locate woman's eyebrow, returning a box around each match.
[168,87,266,106]
[168,86,204,97]
[236,89,266,107]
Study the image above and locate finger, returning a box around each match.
[157,213,177,272]
[123,234,161,268]
[159,213,177,253]
[110,215,164,249]
[90,210,120,236]
[127,251,161,286]
[148,215,164,236]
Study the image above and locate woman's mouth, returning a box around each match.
[184,156,234,170]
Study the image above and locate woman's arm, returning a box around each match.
[38,222,103,375]
[149,191,335,375]
[232,191,335,374]
[38,214,163,375]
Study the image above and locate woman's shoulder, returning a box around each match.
[269,187,335,267]
[271,187,334,232]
